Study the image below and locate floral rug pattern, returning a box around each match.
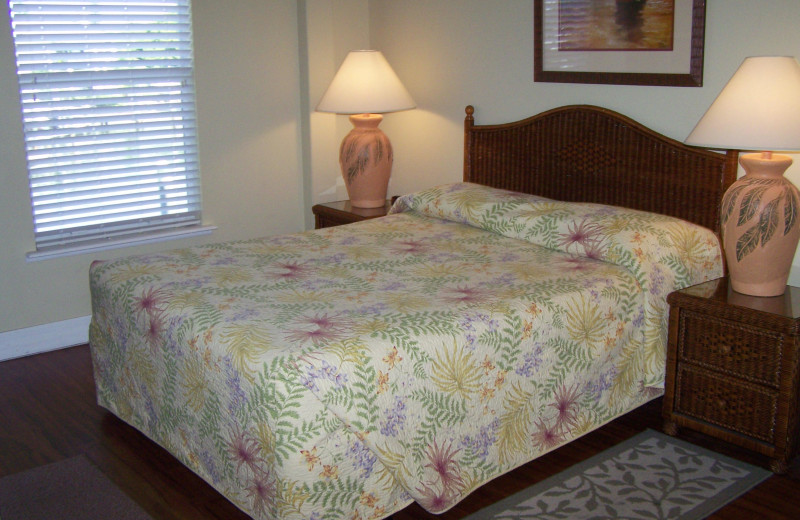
[468,429,771,520]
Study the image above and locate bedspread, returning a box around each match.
[89,183,722,519]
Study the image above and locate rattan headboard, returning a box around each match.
[463,105,738,234]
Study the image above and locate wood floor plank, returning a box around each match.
[1,345,798,519]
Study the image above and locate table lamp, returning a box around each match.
[316,50,416,208]
[686,56,800,296]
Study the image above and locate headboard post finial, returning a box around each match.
[464,106,475,181]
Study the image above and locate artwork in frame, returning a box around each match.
[534,0,706,86]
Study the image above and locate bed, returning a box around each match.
[89,105,738,520]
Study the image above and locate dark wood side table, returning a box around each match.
[311,200,392,229]
[663,277,800,473]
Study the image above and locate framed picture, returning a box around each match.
[534,0,706,86]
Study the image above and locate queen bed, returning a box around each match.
[88,105,737,519]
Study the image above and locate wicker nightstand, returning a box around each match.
[311,200,393,229]
[663,277,800,473]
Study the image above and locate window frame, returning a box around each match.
[8,0,210,259]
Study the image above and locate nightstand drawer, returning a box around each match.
[678,310,782,387]
[315,213,346,229]
[675,365,778,443]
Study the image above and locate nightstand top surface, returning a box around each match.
[312,199,393,218]
[674,277,800,320]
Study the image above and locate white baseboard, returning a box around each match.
[0,315,91,362]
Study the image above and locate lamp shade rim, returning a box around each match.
[684,139,800,153]
[315,105,417,115]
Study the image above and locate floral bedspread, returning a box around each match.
[89,183,722,519]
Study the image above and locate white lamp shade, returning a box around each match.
[685,56,800,151]
[316,50,415,115]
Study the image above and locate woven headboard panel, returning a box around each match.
[463,105,738,234]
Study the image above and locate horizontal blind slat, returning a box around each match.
[23,126,197,148]
[31,176,202,199]
[34,202,202,229]
[34,197,202,226]
[29,158,199,181]
[33,192,203,216]
[15,68,192,87]
[35,213,203,251]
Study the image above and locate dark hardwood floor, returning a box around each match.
[1,344,798,519]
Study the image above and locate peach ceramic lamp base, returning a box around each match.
[722,152,800,296]
[339,114,393,208]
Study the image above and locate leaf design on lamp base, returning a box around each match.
[340,133,390,183]
[722,179,799,262]
[338,114,393,209]
[721,153,800,296]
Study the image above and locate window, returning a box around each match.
[8,0,206,257]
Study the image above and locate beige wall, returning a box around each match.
[366,0,800,284]
[303,0,371,218]
[0,0,306,334]
[3,0,800,338]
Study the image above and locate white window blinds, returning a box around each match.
[9,0,202,253]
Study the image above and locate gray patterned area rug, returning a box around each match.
[466,429,771,520]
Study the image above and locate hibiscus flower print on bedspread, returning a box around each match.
[88,182,723,519]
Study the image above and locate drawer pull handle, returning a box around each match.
[720,344,731,355]
[717,399,727,409]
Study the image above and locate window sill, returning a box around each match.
[26,225,217,262]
